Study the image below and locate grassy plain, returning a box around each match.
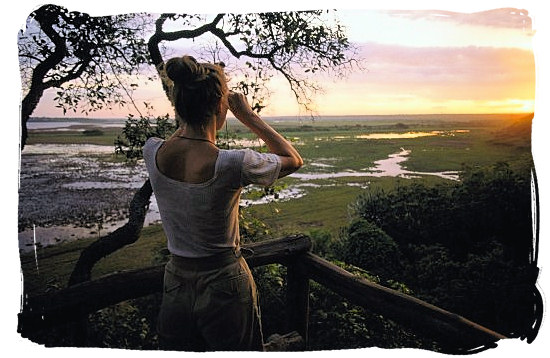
[20,113,533,294]
[243,113,532,238]
[26,127,122,146]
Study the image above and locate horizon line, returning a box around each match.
[28,112,534,120]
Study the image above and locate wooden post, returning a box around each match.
[286,258,310,349]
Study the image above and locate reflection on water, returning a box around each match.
[27,118,126,130]
[356,132,438,139]
[310,162,335,168]
[314,136,350,141]
[313,130,469,142]
[241,187,306,206]
[366,148,460,180]
[291,171,371,180]
[22,143,117,155]
[291,148,460,181]
[355,130,469,140]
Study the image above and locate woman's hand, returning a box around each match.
[226,91,303,178]
[228,91,255,121]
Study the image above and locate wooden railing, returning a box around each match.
[18,234,506,352]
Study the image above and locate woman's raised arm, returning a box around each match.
[228,92,303,178]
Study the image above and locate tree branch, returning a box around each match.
[68,180,153,286]
[107,60,144,117]
[43,55,92,88]
[20,9,69,149]
[148,13,225,67]
[209,27,282,60]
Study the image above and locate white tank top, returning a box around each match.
[143,137,281,258]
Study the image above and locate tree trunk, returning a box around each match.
[19,235,312,336]
[20,86,45,150]
[65,12,168,292]
[68,180,153,286]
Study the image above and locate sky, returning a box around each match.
[25,3,536,118]
[4,1,550,358]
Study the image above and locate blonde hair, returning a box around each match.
[162,55,228,127]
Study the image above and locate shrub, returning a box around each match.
[338,219,402,280]
[114,110,176,161]
[352,163,533,263]
[346,163,538,339]
[307,260,435,351]
[83,129,104,136]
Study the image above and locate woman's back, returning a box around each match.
[144,137,245,258]
[155,138,219,184]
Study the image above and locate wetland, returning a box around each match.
[19,113,531,252]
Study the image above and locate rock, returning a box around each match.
[264,331,304,351]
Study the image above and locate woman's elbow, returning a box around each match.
[289,154,303,173]
[279,155,303,177]
[295,155,304,170]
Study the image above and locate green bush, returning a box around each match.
[308,228,337,258]
[83,129,104,136]
[87,295,161,349]
[114,110,176,161]
[307,261,436,351]
[337,219,402,280]
[346,162,538,339]
[352,163,533,263]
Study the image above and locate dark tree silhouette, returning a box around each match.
[18,4,152,149]
[147,11,357,110]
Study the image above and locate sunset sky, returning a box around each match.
[28,3,536,118]
[4,2,550,357]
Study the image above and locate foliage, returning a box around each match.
[308,228,337,258]
[19,6,359,150]
[18,4,153,147]
[239,209,274,244]
[19,5,151,104]
[352,162,533,263]
[250,256,433,350]
[114,104,176,160]
[86,295,161,349]
[337,219,403,280]
[307,261,435,350]
[345,163,538,338]
[397,241,538,338]
[253,264,288,337]
[233,60,273,114]
[149,10,359,114]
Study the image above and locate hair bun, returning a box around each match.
[165,56,207,83]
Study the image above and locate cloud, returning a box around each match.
[382,8,532,31]
[349,43,535,100]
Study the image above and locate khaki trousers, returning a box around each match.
[157,251,264,351]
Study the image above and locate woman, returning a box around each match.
[143,55,303,351]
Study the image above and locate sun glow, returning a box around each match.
[28,6,536,118]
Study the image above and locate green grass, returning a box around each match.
[26,127,121,146]
[404,128,531,172]
[20,225,167,295]
[247,182,362,236]
[246,175,450,241]
[21,114,533,296]
[243,116,531,240]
